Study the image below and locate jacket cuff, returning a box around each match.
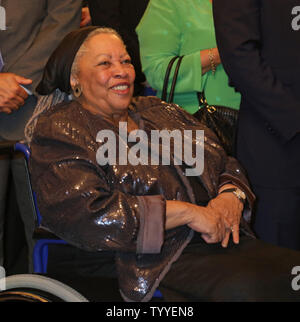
[136,195,166,254]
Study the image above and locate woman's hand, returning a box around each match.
[187,204,227,244]
[166,186,244,247]
[166,200,227,244]
[208,185,244,247]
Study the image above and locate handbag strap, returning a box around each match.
[161,55,184,103]
[197,92,207,107]
[197,91,216,113]
[168,55,183,103]
[161,56,179,102]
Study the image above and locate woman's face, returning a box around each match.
[73,33,135,117]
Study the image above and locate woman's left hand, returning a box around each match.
[207,185,244,247]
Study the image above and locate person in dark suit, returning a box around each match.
[85,0,149,96]
[212,0,300,250]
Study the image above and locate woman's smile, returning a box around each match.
[72,32,135,117]
[110,82,131,95]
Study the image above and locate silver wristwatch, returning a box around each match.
[219,188,246,204]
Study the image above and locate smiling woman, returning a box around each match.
[70,31,135,118]
[24,26,300,303]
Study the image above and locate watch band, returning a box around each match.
[219,188,246,204]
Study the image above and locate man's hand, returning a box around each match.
[0,73,32,114]
[80,7,91,27]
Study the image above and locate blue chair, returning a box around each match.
[143,86,157,97]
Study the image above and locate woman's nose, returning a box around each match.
[113,63,128,78]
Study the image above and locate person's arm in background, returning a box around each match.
[7,0,82,94]
[136,0,220,95]
[0,73,32,113]
[213,0,300,142]
[80,1,91,27]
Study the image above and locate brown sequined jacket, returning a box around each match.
[29,96,255,302]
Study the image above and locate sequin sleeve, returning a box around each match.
[29,104,166,254]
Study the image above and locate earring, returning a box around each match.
[73,84,82,98]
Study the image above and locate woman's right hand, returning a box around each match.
[166,200,226,244]
[187,203,227,244]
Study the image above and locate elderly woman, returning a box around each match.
[26,26,300,302]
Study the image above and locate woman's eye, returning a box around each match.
[98,61,111,66]
[122,59,132,65]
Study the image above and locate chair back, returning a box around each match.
[14,143,41,226]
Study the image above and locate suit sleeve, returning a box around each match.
[213,0,300,142]
[10,0,82,92]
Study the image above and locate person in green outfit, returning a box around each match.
[136,0,240,114]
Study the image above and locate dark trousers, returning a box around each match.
[251,185,300,251]
[160,235,300,301]
[47,235,300,302]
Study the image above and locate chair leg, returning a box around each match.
[42,244,49,274]
[33,240,46,273]
[33,239,68,274]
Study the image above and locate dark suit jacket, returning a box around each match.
[87,0,149,96]
[213,0,300,188]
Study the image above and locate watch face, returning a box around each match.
[235,189,246,201]
[240,191,246,199]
